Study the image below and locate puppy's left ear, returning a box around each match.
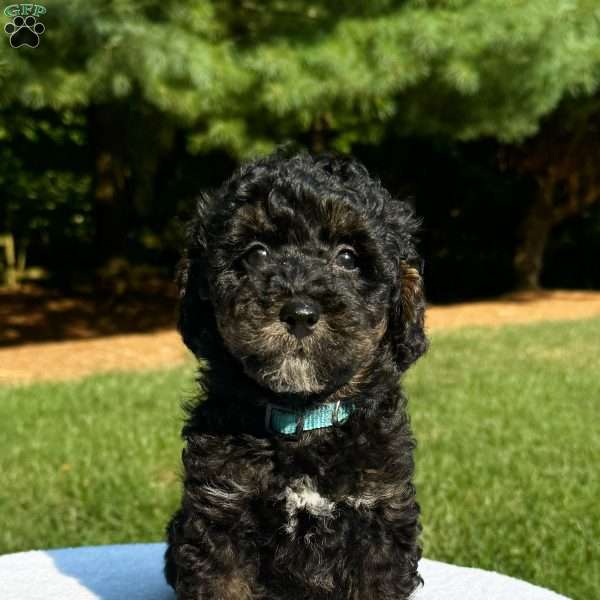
[176,193,217,357]
[389,257,428,372]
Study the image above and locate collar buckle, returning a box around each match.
[331,399,343,426]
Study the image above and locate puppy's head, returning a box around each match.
[178,151,426,396]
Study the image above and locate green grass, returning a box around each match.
[408,318,600,600]
[1,318,598,599]
[0,367,194,552]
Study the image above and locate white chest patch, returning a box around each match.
[281,475,336,535]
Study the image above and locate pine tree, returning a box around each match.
[2,0,600,282]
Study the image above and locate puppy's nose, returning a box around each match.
[279,299,321,338]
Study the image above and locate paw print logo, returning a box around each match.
[4,15,45,48]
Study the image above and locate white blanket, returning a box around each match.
[0,543,570,600]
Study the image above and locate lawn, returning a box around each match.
[1,318,598,599]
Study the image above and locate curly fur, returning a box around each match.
[165,150,428,600]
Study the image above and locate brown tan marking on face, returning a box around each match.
[327,316,388,402]
[243,319,332,394]
[215,571,256,600]
[317,197,366,241]
[227,202,276,245]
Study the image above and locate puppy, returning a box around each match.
[165,150,428,600]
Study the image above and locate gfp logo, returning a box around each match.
[4,4,46,48]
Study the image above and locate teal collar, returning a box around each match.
[265,399,355,436]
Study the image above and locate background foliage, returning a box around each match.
[2,0,600,298]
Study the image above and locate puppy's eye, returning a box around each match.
[335,248,358,271]
[244,244,269,268]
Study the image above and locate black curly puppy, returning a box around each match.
[165,150,428,600]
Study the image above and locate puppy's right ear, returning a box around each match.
[387,253,428,374]
[176,193,215,356]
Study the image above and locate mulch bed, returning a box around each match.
[0,284,178,346]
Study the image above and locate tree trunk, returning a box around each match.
[88,105,131,267]
[513,185,555,290]
[0,233,17,287]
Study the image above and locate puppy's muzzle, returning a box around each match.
[279,298,321,339]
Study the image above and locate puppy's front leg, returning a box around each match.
[165,506,262,600]
[166,433,273,599]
